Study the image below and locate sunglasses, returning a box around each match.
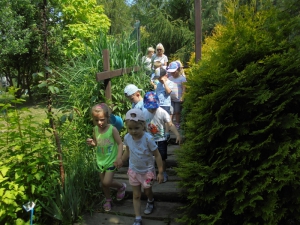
[157,49,162,51]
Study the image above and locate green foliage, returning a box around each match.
[176,0,300,224]
[97,0,133,35]
[55,31,150,137]
[60,0,111,57]
[39,114,102,224]
[130,0,225,65]
[0,0,65,99]
[0,88,59,224]
[0,0,32,55]
[137,3,194,64]
[28,32,150,223]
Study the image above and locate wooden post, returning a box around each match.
[102,49,112,100]
[96,49,140,100]
[195,0,202,63]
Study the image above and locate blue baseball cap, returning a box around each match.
[167,61,179,73]
[143,91,159,109]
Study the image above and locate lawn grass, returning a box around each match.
[0,92,59,129]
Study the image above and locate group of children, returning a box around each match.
[150,60,186,129]
[86,56,186,225]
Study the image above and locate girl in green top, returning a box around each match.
[86,103,126,212]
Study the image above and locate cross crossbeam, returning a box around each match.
[95,49,140,100]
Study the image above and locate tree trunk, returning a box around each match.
[42,0,65,186]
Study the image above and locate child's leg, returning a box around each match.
[162,159,167,172]
[157,141,169,182]
[144,186,154,201]
[144,187,155,214]
[132,185,142,217]
[171,101,175,122]
[175,112,180,124]
[99,172,113,211]
[99,172,111,199]
[174,102,181,125]
[101,171,123,189]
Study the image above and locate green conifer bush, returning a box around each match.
[176,0,300,224]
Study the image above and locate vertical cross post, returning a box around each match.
[96,50,140,100]
[102,49,112,100]
[195,0,202,63]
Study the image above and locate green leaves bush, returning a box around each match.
[0,89,59,224]
[176,0,300,224]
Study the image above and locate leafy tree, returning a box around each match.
[97,0,133,35]
[130,1,193,64]
[0,0,41,98]
[59,0,110,57]
[0,0,32,56]
[176,0,300,224]
[0,0,65,99]
[129,0,225,65]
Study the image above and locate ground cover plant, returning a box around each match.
[176,0,300,224]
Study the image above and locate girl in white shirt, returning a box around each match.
[122,108,164,225]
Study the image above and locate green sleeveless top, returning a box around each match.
[94,125,118,172]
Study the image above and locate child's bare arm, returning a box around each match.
[153,149,164,183]
[181,82,186,102]
[168,122,182,144]
[122,146,130,162]
[86,131,96,146]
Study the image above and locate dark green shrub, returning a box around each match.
[176,0,300,224]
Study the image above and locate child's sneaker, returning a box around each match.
[133,218,143,225]
[116,183,126,201]
[103,199,112,212]
[144,200,154,214]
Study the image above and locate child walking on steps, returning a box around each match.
[86,103,126,212]
[122,108,164,225]
[143,91,182,183]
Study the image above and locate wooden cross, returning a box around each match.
[95,49,140,100]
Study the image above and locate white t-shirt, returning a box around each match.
[123,132,158,174]
[169,75,187,102]
[143,107,171,141]
[142,56,152,71]
[151,54,168,66]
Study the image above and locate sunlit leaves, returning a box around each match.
[59,0,110,57]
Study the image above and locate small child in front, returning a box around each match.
[122,108,164,225]
[86,103,126,212]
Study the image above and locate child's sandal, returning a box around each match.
[103,199,112,212]
[116,183,126,201]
